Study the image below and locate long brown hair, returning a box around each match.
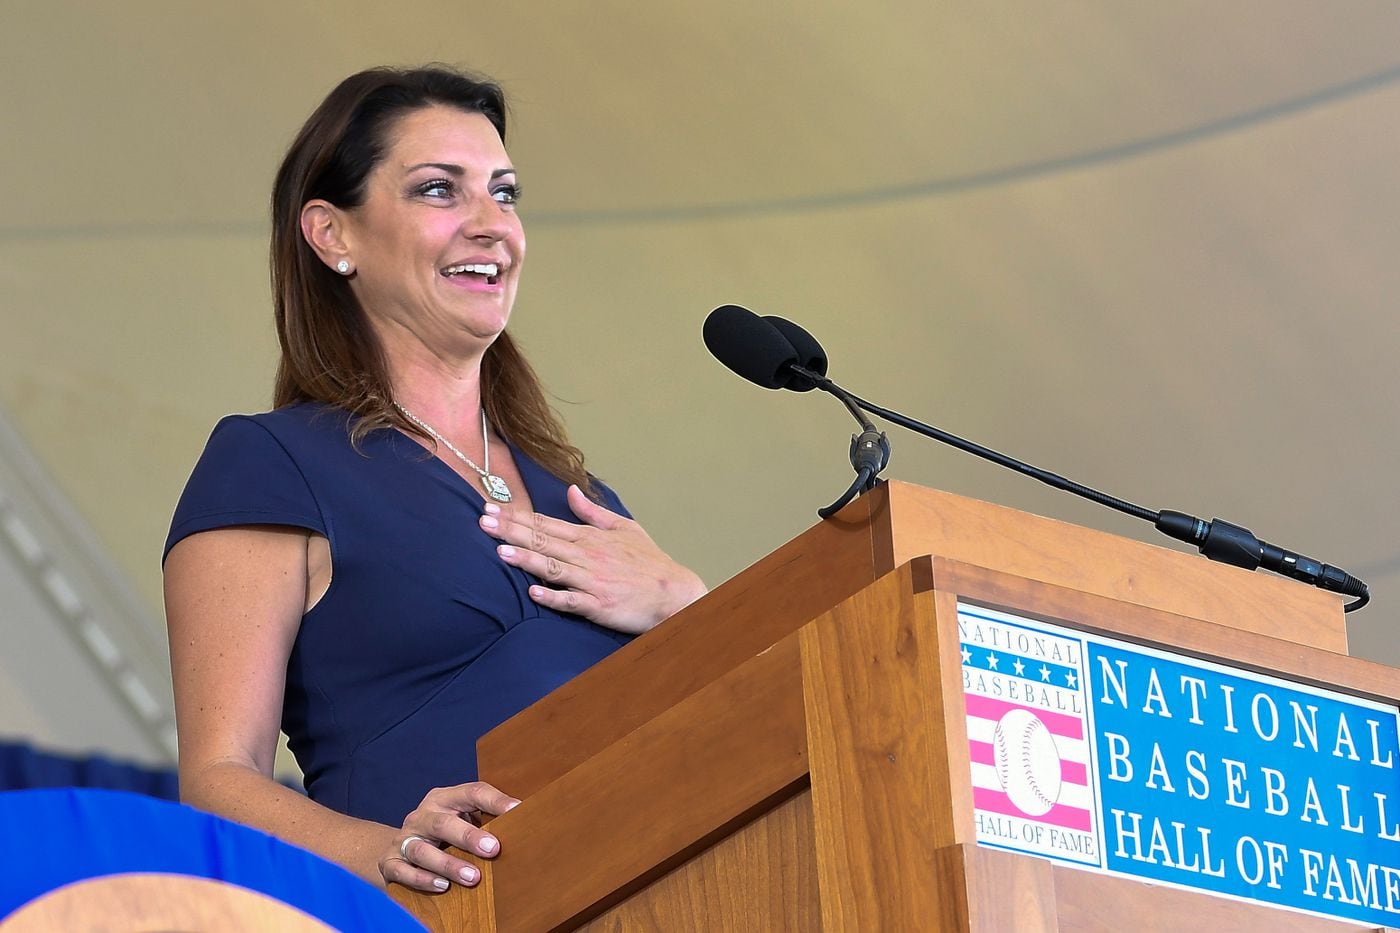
[270,65,593,493]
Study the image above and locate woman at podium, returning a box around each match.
[162,66,705,895]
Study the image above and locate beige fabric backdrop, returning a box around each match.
[2,2,1397,761]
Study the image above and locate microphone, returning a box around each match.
[703,305,1370,611]
[763,315,827,391]
[702,305,833,393]
[703,305,889,515]
[701,305,801,390]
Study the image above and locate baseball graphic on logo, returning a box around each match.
[993,708,1062,817]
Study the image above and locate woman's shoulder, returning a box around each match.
[166,404,345,560]
[197,402,362,462]
[176,403,363,514]
[211,402,351,439]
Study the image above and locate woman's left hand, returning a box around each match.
[479,484,707,634]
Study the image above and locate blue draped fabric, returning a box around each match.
[0,739,179,799]
[0,787,424,930]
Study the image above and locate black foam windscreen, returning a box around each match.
[702,304,799,390]
[762,315,827,391]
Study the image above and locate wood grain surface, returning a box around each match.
[801,559,969,929]
[1052,859,1394,932]
[955,843,1060,931]
[398,631,811,932]
[578,789,818,932]
[880,481,1347,653]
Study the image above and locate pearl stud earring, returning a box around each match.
[336,260,351,274]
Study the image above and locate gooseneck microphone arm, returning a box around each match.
[791,364,1156,522]
[787,362,1371,613]
[701,304,1369,612]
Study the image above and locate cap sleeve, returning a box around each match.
[163,415,327,562]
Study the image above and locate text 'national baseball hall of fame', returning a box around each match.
[958,603,1400,928]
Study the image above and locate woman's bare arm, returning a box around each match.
[165,526,398,883]
[167,525,520,891]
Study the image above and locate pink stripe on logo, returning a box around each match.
[963,693,1084,740]
[973,786,1092,831]
[974,739,1092,784]
[968,740,1088,786]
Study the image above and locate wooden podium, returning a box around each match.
[393,482,1396,931]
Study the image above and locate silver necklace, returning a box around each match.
[394,403,513,503]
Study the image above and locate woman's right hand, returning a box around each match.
[380,782,521,892]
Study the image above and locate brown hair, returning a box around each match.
[270,65,593,493]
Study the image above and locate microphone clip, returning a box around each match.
[817,427,891,519]
[849,428,891,488]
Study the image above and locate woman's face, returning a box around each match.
[340,105,525,358]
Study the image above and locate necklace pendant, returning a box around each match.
[482,473,513,503]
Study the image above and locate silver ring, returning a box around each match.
[400,834,429,862]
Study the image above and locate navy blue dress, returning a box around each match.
[164,403,633,827]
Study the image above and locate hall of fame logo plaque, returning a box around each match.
[961,604,1099,866]
[957,602,1400,928]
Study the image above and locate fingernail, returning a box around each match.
[433,877,450,891]
[480,515,499,530]
[529,586,545,599]
[459,865,479,884]
[479,835,499,854]
[497,545,515,558]
[484,503,501,515]
[505,799,521,811]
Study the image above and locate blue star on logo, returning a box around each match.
[986,652,1000,670]
[1013,658,1025,676]
[961,646,972,664]
[1065,671,1079,688]
[1039,665,1052,682]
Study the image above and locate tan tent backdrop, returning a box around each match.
[1,2,1397,770]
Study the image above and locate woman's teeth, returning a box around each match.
[443,263,499,277]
